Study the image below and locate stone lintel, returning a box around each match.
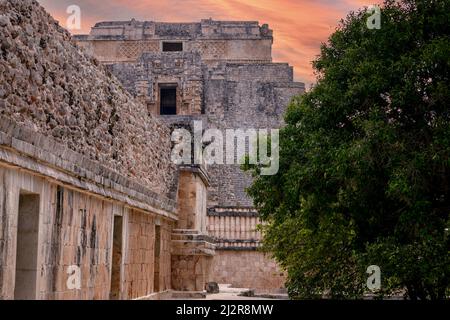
[74,19,273,41]
[171,231,216,257]
[207,206,259,217]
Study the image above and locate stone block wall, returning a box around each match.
[122,210,172,299]
[0,162,175,300]
[210,250,285,291]
[0,165,113,299]
[206,208,285,290]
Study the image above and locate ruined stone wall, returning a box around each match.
[0,116,176,299]
[171,255,213,292]
[206,208,285,291]
[210,251,285,291]
[0,0,176,198]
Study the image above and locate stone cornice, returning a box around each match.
[207,206,259,217]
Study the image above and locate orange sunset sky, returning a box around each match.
[39,0,381,87]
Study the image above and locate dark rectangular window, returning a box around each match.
[162,42,183,52]
[160,87,177,115]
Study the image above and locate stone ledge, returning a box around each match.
[207,206,259,217]
[0,116,177,218]
[134,290,173,300]
[172,229,216,243]
[171,230,216,256]
[213,238,261,251]
[216,246,259,251]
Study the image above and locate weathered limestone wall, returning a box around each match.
[171,255,213,292]
[206,209,285,290]
[0,166,110,299]
[122,211,173,299]
[0,0,176,198]
[171,166,215,293]
[0,163,174,299]
[210,250,285,291]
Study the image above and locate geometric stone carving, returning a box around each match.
[118,41,159,59]
[192,41,226,58]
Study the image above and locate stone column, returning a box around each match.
[171,166,215,295]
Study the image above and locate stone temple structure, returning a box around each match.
[0,0,304,299]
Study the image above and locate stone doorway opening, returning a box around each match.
[160,85,177,115]
[110,215,123,300]
[14,192,40,300]
[153,225,161,292]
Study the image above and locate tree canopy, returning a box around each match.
[243,0,450,300]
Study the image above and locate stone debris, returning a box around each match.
[205,281,219,294]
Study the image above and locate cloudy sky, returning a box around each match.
[39,0,380,87]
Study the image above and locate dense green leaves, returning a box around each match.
[243,0,450,299]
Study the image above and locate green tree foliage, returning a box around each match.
[243,0,450,299]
